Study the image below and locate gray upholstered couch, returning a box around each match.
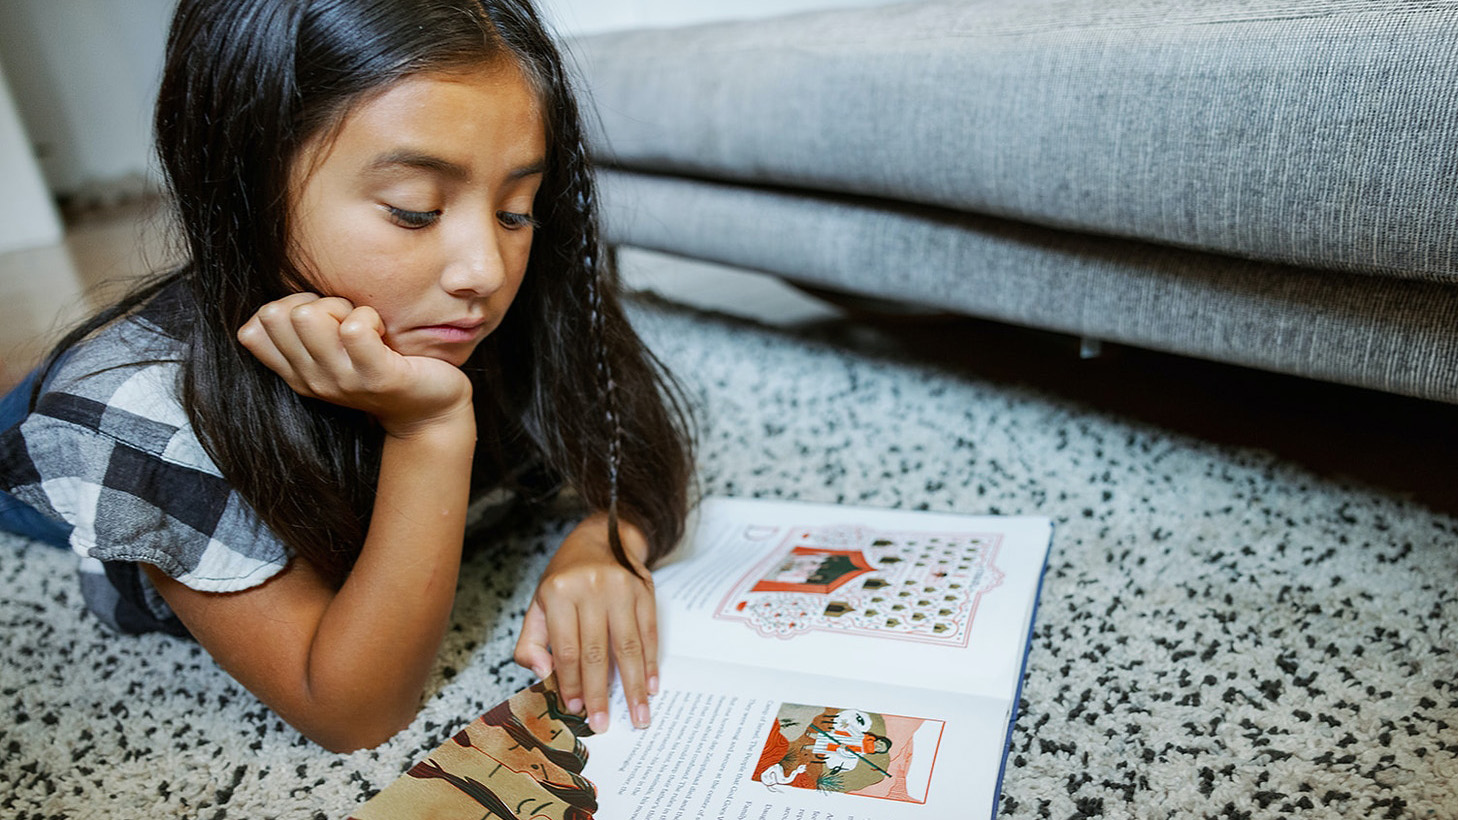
[569,0,1458,404]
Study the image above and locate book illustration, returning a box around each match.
[716,524,1005,646]
[751,702,944,804]
[350,677,599,820]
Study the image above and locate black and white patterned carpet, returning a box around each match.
[2,297,1455,819]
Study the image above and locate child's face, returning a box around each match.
[287,61,546,367]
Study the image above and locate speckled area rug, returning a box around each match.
[2,298,1455,819]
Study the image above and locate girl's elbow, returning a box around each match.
[310,719,409,754]
[298,704,417,754]
[315,733,386,755]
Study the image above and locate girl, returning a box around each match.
[0,0,692,753]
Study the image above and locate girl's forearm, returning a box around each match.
[300,411,476,748]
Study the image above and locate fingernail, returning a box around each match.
[589,711,609,734]
[568,698,584,714]
[633,703,651,729]
[648,676,659,696]
[533,666,549,680]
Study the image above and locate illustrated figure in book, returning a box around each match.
[754,704,906,799]
[352,678,599,820]
[810,709,894,774]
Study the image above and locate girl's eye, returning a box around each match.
[385,206,441,229]
[498,210,539,230]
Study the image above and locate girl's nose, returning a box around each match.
[440,225,507,297]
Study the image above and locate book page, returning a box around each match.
[582,655,1012,820]
[655,498,1052,700]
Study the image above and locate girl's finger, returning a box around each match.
[338,305,392,382]
[637,592,660,698]
[610,595,652,730]
[543,596,586,717]
[237,315,291,375]
[287,297,354,372]
[247,293,322,374]
[574,603,612,735]
[239,294,322,382]
[512,601,554,681]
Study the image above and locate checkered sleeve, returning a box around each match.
[4,344,290,601]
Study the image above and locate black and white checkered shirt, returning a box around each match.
[0,305,289,635]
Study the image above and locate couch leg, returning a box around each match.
[1079,337,1104,360]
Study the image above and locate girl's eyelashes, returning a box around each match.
[385,205,441,229]
[383,206,537,231]
[498,210,539,230]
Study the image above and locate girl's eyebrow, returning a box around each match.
[508,159,549,181]
[364,150,547,182]
[365,150,469,180]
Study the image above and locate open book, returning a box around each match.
[353,496,1054,819]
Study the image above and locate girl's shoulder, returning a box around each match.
[35,305,206,470]
[46,292,188,406]
[35,278,203,440]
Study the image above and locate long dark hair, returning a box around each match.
[39,0,692,585]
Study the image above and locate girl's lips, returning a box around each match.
[415,319,488,343]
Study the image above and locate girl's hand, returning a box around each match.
[237,292,472,438]
[515,514,658,734]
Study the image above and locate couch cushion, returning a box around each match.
[599,169,1458,403]
[571,0,1458,282]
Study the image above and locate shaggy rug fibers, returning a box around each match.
[1,297,1455,819]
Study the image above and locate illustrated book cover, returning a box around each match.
[352,496,1054,819]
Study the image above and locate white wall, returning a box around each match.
[0,0,174,197]
[0,60,62,253]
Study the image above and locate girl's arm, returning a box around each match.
[145,293,475,752]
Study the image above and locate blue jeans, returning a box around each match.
[1,366,73,548]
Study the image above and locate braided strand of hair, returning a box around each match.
[571,135,634,572]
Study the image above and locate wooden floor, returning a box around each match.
[0,198,177,392]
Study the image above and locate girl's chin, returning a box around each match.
[410,346,478,368]
[390,333,489,367]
